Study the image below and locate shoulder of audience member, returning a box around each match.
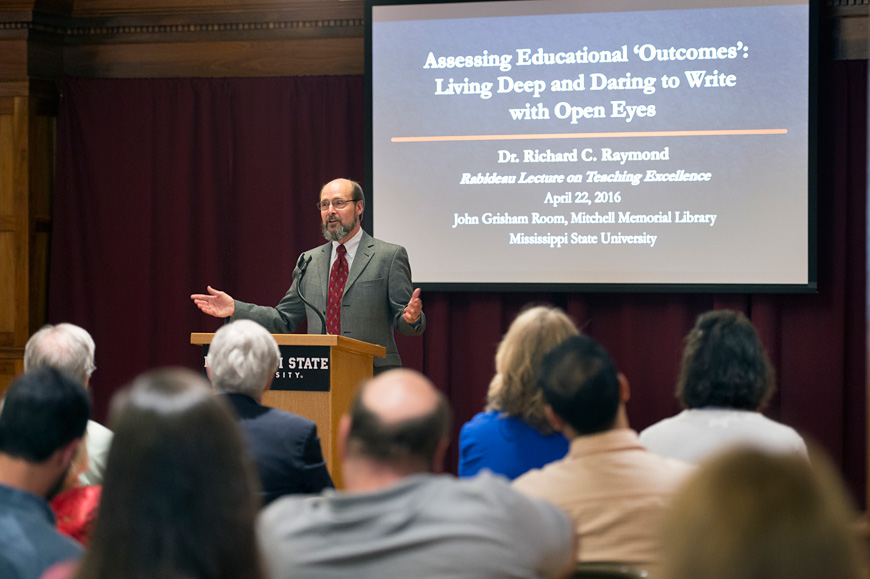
[456,471,571,524]
[512,445,695,491]
[511,458,556,496]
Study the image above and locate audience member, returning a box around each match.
[258,369,575,579]
[24,324,113,485]
[640,309,808,463]
[71,368,264,579]
[459,305,578,479]
[513,335,692,571]
[49,433,101,547]
[0,367,89,579]
[207,320,333,505]
[661,446,865,579]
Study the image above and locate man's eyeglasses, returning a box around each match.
[317,198,357,211]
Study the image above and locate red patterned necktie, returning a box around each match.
[326,244,348,335]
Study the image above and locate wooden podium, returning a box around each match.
[191,333,386,488]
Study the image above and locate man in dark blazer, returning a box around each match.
[207,319,333,505]
[192,178,425,373]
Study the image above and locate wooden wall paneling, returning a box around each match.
[0,89,55,397]
[33,0,75,15]
[64,35,364,77]
[0,4,63,398]
[28,30,66,80]
[0,358,22,396]
[70,0,363,20]
[0,38,28,80]
[8,96,26,346]
[59,0,366,78]
[0,95,28,395]
[28,91,54,335]
[0,1,73,14]
[4,1,368,80]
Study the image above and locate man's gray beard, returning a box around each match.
[322,216,356,242]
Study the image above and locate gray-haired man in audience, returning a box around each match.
[207,320,333,505]
[24,323,112,486]
[258,368,575,579]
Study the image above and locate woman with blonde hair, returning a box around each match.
[661,446,865,579]
[458,305,579,479]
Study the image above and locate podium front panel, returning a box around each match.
[201,345,332,392]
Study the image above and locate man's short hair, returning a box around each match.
[539,335,621,435]
[207,320,280,397]
[349,180,365,209]
[347,379,451,469]
[0,367,90,462]
[24,323,96,385]
[677,310,775,411]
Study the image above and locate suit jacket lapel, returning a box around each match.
[316,242,331,306]
[345,232,374,293]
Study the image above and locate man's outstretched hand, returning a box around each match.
[191,285,235,318]
[402,288,423,324]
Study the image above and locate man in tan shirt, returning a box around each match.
[513,335,692,571]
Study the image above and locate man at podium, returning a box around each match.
[192,178,425,374]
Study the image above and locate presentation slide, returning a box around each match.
[369,0,813,289]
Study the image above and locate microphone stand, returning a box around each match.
[296,254,328,334]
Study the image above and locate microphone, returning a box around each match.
[296,254,327,334]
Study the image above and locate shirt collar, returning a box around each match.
[567,428,645,458]
[333,227,363,260]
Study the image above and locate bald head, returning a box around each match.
[360,369,441,424]
[346,370,451,472]
[320,178,365,209]
[321,178,350,196]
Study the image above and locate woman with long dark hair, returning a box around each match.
[70,368,264,579]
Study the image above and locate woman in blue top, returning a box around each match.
[459,305,579,479]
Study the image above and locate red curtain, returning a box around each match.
[51,64,867,504]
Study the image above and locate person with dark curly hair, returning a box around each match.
[640,309,807,463]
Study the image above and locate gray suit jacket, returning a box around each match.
[233,231,425,368]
